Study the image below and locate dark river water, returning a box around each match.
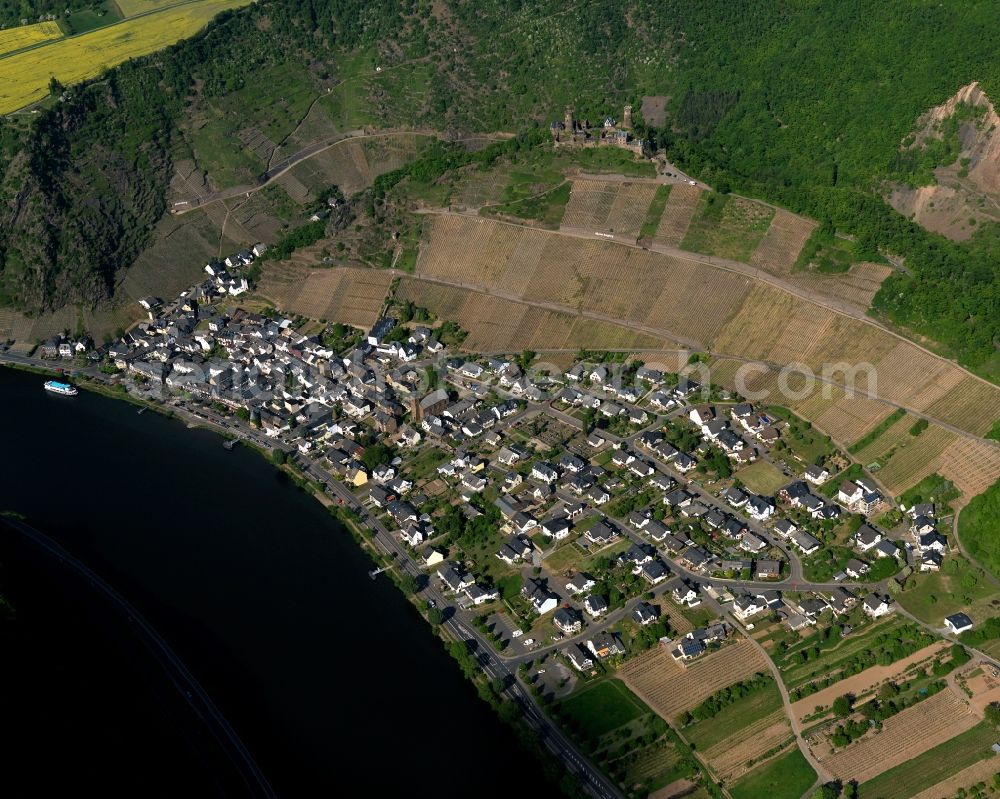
[0,366,540,797]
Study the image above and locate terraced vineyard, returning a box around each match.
[820,688,978,783]
[936,437,1000,498]
[703,710,791,782]
[619,640,768,720]
[412,212,1000,485]
[792,261,894,309]
[396,277,673,352]
[924,375,1000,436]
[653,184,702,246]
[560,180,660,239]
[851,412,918,466]
[416,214,752,347]
[710,283,1000,441]
[257,265,391,327]
[858,721,999,799]
[749,209,817,275]
[874,425,957,494]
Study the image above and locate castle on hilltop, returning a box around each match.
[550,104,645,155]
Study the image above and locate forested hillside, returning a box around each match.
[0,0,90,27]
[0,0,998,375]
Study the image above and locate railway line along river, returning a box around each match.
[0,366,544,796]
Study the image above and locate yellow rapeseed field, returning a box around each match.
[0,0,251,114]
[0,20,63,57]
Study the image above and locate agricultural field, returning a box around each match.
[639,185,672,239]
[778,616,916,691]
[653,184,702,247]
[812,396,897,448]
[748,209,818,275]
[734,460,788,496]
[0,0,251,114]
[708,356,1000,500]
[120,211,226,312]
[680,194,775,262]
[452,165,515,209]
[555,680,701,797]
[0,308,36,345]
[857,720,998,799]
[114,0,179,14]
[820,687,979,783]
[560,180,660,239]
[938,437,1000,500]
[728,747,816,799]
[619,640,768,720]
[481,182,571,228]
[0,20,62,56]
[707,359,888,454]
[257,265,391,328]
[907,755,1000,799]
[1,306,78,354]
[789,641,947,725]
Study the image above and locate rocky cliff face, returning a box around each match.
[886,81,1000,240]
[0,82,172,313]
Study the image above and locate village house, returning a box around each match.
[554,606,583,634]
[945,612,974,635]
[521,578,559,615]
[584,594,609,617]
[586,631,624,660]
[633,602,658,626]
[565,645,594,671]
[863,593,893,619]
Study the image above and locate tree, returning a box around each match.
[817,782,841,799]
[832,694,853,717]
[985,702,1000,727]
[427,607,444,626]
[398,573,418,595]
[271,449,287,465]
[360,442,393,470]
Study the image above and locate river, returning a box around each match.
[0,366,544,796]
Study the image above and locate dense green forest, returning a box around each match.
[0,0,999,375]
[0,0,92,27]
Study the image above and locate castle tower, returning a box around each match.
[564,106,574,133]
[623,104,633,130]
